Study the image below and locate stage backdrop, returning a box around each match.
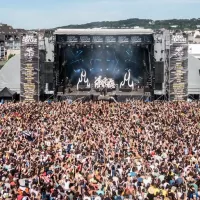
[20,33,39,102]
[169,33,188,101]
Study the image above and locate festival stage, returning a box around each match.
[54,28,155,102]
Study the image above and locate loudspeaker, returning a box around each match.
[155,62,164,83]
[48,83,53,91]
[78,88,91,91]
[58,86,64,93]
[78,85,91,91]
[119,86,132,92]
[95,88,115,92]
[90,94,94,101]
[155,83,162,90]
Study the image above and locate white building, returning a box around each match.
[186,30,200,44]
[0,46,5,59]
[5,40,20,50]
[189,44,200,59]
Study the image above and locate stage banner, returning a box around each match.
[92,36,104,43]
[56,35,153,44]
[131,36,143,44]
[169,33,188,101]
[20,33,39,102]
[79,36,91,43]
[130,35,153,44]
[105,36,117,43]
[118,36,130,43]
[67,36,79,43]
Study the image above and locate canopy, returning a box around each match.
[0,54,20,93]
[0,87,17,98]
[54,28,154,35]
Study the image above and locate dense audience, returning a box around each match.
[0,101,200,200]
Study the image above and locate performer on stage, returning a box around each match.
[100,85,103,95]
[103,85,108,96]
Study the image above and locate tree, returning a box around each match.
[7,54,15,60]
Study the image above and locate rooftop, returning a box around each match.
[54,28,154,35]
[0,23,26,35]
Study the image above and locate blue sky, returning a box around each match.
[0,0,200,29]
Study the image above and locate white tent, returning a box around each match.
[0,54,20,93]
[188,54,200,94]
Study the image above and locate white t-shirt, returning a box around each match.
[143,176,152,186]
[64,181,70,190]
[94,196,101,200]
[22,197,30,200]
[83,197,91,200]
[118,168,123,176]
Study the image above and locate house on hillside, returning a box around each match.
[0,23,26,61]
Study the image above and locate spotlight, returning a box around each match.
[106,45,109,48]
[106,68,109,71]
[98,45,101,48]
[100,69,102,71]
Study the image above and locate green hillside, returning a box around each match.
[56,18,200,30]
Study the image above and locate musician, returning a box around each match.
[65,77,69,85]
[65,77,72,93]
[100,85,103,95]
[103,85,108,96]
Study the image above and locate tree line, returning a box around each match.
[56,18,200,30]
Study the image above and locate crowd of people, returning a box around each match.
[0,100,200,200]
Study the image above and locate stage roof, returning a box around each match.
[54,28,154,35]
